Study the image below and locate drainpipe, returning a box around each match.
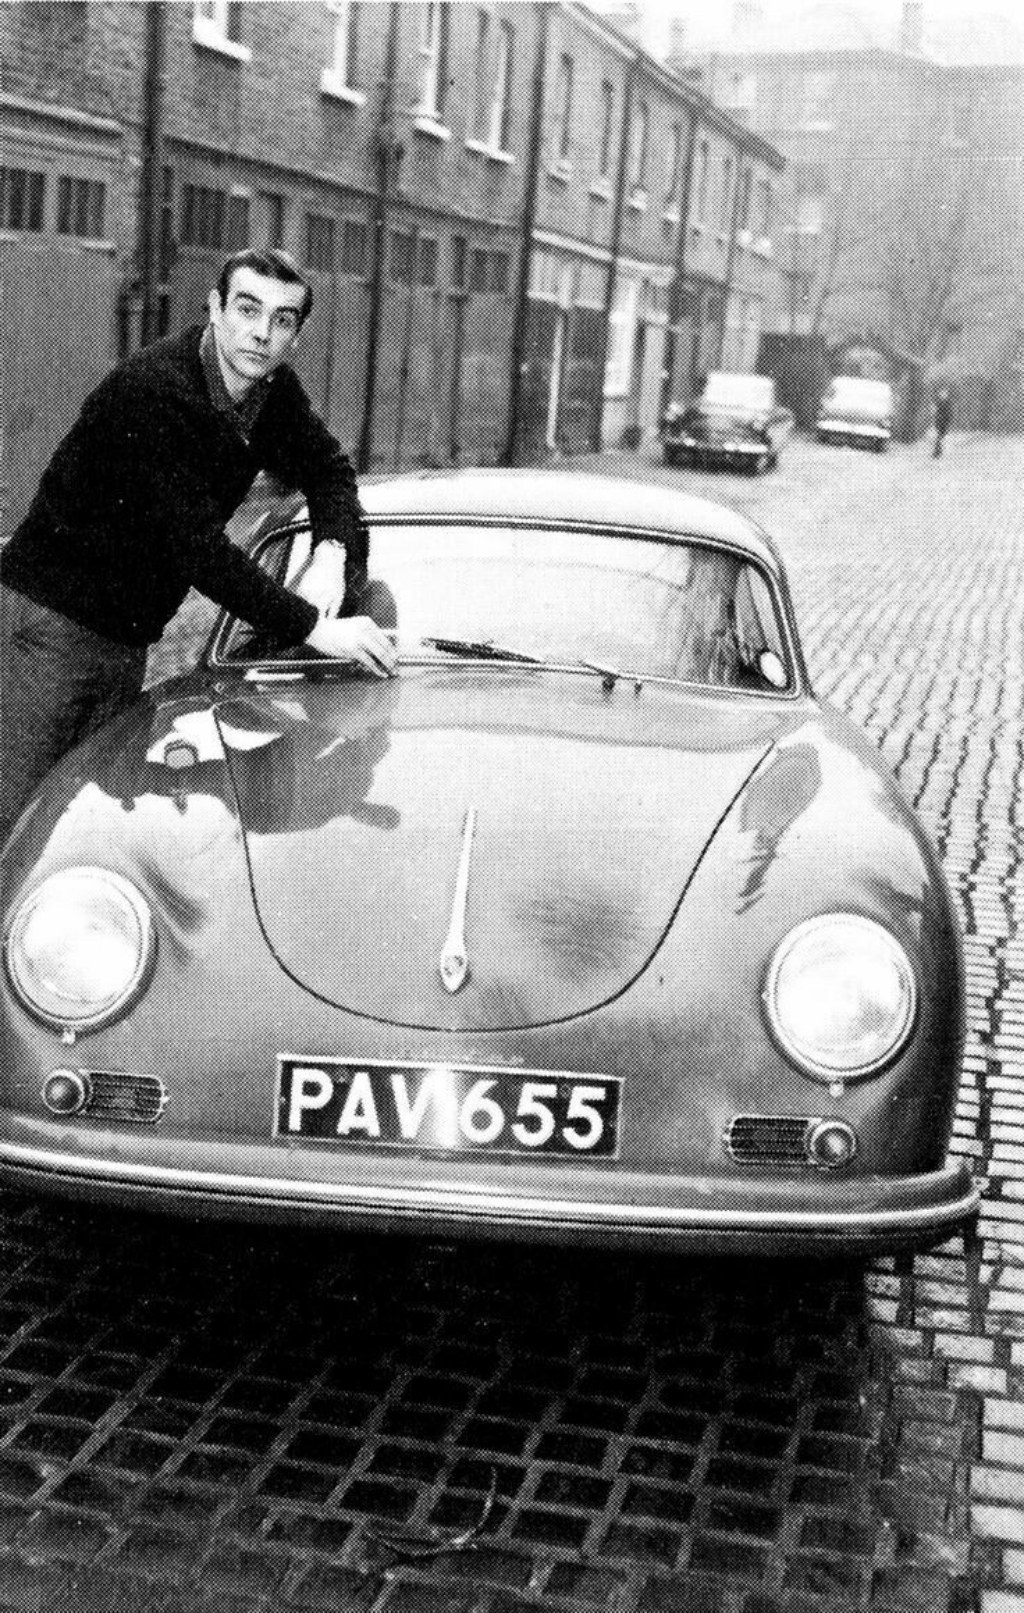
[138,0,167,349]
[665,102,699,410]
[502,1,549,466]
[357,2,402,474]
[594,50,637,451]
[717,140,748,368]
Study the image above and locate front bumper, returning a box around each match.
[0,1130,979,1255]
[817,420,891,443]
[665,434,767,463]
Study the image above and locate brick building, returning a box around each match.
[1,1,788,532]
[696,32,1024,430]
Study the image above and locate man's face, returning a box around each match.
[208,268,306,397]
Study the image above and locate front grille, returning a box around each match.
[83,1071,168,1125]
[725,1115,819,1167]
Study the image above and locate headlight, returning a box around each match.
[764,914,916,1082]
[4,868,156,1033]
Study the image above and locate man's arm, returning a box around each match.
[256,371,370,615]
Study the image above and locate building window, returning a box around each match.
[340,217,368,275]
[193,0,251,62]
[693,138,709,223]
[551,53,573,167]
[389,227,416,283]
[468,247,508,294]
[489,250,509,295]
[226,191,250,250]
[598,80,615,178]
[799,70,834,130]
[258,190,285,248]
[417,1,449,122]
[451,234,467,290]
[665,122,683,207]
[56,175,106,238]
[470,11,491,141]
[469,248,488,293]
[160,166,175,280]
[726,71,756,118]
[795,192,825,235]
[485,19,514,152]
[181,183,226,248]
[306,212,336,271]
[628,102,649,193]
[737,166,752,237]
[417,236,439,287]
[0,166,46,232]
[720,155,733,231]
[322,0,364,101]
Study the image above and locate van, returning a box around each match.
[816,377,894,452]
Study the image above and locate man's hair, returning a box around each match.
[215,248,314,328]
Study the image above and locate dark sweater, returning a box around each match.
[0,326,368,647]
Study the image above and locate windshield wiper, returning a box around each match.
[421,638,643,691]
[421,636,544,665]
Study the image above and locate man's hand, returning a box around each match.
[291,539,348,617]
[305,614,397,677]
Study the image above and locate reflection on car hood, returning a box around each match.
[217,668,791,1031]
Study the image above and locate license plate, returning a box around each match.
[276,1058,621,1158]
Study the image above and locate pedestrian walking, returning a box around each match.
[0,247,396,847]
[933,383,953,458]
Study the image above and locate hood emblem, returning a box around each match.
[440,808,477,994]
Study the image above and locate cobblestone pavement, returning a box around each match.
[0,432,1022,1612]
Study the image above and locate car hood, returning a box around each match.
[685,405,767,434]
[212,669,787,1031]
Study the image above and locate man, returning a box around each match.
[933,383,953,458]
[0,247,395,845]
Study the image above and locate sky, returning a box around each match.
[592,0,1024,67]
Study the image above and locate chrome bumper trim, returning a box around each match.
[0,1141,980,1233]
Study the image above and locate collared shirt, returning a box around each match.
[200,324,271,443]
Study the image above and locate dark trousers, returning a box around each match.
[1,584,146,846]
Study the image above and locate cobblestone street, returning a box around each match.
[0,431,1022,1612]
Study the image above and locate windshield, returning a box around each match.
[702,373,774,411]
[219,522,794,693]
[823,379,892,414]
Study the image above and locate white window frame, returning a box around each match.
[414,0,450,136]
[597,79,615,179]
[799,70,835,131]
[321,0,366,105]
[467,13,514,161]
[628,101,648,192]
[719,154,733,238]
[486,18,514,153]
[795,191,825,236]
[726,71,756,116]
[192,1,251,63]
[550,53,574,175]
[692,137,709,226]
[662,121,682,222]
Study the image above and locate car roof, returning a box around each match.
[360,468,783,573]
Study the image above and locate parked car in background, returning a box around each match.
[817,377,894,452]
[662,372,795,474]
[0,471,977,1255]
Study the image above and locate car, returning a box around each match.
[817,376,894,453]
[662,372,795,474]
[0,470,978,1255]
